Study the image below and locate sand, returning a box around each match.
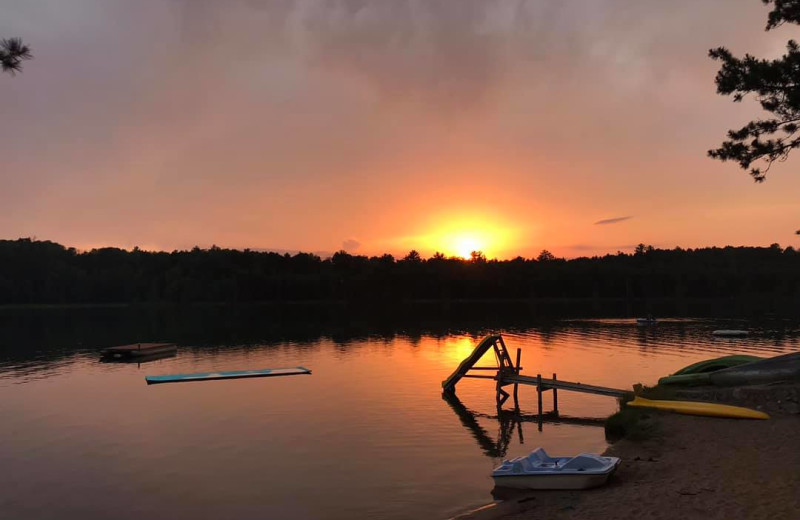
[454,383,800,520]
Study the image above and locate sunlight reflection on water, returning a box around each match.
[0,317,797,520]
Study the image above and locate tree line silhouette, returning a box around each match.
[1,238,799,306]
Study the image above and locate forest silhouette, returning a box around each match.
[1,238,798,309]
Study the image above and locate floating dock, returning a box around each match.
[145,366,312,385]
[102,342,177,360]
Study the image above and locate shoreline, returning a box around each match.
[450,383,800,520]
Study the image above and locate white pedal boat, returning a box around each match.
[492,448,620,490]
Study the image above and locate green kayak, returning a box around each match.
[659,355,763,386]
[673,355,763,375]
[660,352,800,387]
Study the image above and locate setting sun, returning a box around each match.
[413,214,519,259]
[448,233,487,259]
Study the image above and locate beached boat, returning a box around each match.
[712,330,749,337]
[670,355,763,376]
[492,448,620,490]
[626,396,769,419]
[658,352,800,387]
[636,317,657,325]
[658,355,763,385]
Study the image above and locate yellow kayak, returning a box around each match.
[627,397,769,420]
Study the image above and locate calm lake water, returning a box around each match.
[1,307,798,520]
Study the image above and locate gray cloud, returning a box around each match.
[162,0,760,112]
[342,238,361,251]
[594,216,633,225]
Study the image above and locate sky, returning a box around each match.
[2,0,799,259]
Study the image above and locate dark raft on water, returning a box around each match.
[101,342,177,360]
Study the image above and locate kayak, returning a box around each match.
[659,352,800,387]
[671,355,763,376]
[658,354,764,385]
[627,397,769,420]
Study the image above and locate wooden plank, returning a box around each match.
[552,372,559,415]
[512,348,521,403]
[146,366,311,385]
[501,374,629,398]
[536,374,543,427]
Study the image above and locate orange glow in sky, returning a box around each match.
[449,234,484,260]
[435,229,501,260]
[4,1,800,259]
[386,213,520,260]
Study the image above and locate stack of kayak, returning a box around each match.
[625,350,800,421]
[659,352,800,387]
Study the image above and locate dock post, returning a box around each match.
[536,373,543,431]
[552,372,559,416]
[513,348,521,405]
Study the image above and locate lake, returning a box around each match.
[0,306,797,520]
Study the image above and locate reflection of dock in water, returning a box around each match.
[442,392,605,459]
[443,392,515,458]
[497,410,606,428]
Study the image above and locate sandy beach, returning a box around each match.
[456,383,800,520]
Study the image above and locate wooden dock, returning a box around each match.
[441,335,631,417]
[502,374,628,398]
[101,342,177,360]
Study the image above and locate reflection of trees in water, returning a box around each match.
[0,304,553,372]
[2,305,797,378]
[515,320,800,356]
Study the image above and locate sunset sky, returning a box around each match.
[2,0,799,259]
